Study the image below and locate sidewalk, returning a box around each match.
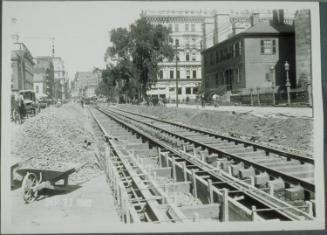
[166,104,313,118]
[9,174,122,233]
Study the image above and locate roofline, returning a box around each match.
[202,31,294,54]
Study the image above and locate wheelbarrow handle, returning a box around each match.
[74,162,89,172]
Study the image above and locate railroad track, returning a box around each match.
[90,106,315,223]
[103,105,315,193]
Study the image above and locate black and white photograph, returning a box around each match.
[1,1,325,233]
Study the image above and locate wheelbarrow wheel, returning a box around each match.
[22,172,39,203]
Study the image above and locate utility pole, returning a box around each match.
[213,14,218,44]
[175,42,179,108]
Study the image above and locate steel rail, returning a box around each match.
[96,106,314,221]
[112,106,314,164]
[90,108,189,223]
[102,106,315,193]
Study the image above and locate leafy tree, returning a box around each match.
[130,17,174,97]
[104,16,174,101]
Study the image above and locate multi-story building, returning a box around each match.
[73,71,99,98]
[202,11,295,99]
[36,56,69,101]
[11,43,35,92]
[143,10,208,102]
[33,59,54,98]
[52,57,69,101]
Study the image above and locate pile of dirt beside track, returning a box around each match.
[117,104,313,157]
[11,104,102,184]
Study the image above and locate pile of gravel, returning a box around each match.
[11,104,102,184]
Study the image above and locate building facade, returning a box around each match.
[33,59,55,98]
[11,43,35,92]
[36,56,69,101]
[143,10,208,102]
[202,12,295,100]
[72,71,99,98]
[294,9,311,88]
[52,57,69,101]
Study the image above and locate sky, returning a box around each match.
[3,1,314,81]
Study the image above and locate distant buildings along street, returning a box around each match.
[71,69,101,100]
[33,58,55,98]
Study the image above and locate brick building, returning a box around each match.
[294,9,311,88]
[202,12,295,100]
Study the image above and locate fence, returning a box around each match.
[230,87,312,106]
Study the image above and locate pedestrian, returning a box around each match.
[81,99,84,108]
[16,93,25,122]
[201,94,205,108]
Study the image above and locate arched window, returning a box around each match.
[186,53,190,61]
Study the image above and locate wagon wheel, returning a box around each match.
[22,172,39,203]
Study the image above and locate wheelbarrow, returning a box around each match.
[16,162,87,204]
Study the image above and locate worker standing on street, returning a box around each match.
[17,93,25,122]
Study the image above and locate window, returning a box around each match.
[260,39,276,54]
[185,24,189,32]
[175,39,179,47]
[178,87,182,94]
[170,71,174,79]
[177,70,180,79]
[186,70,191,79]
[186,53,190,61]
[159,70,163,79]
[35,85,39,93]
[168,24,173,31]
[191,24,195,32]
[193,87,198,94]
[186,87,192,94]
[169,87,175,92]
[192,70,197,79]
[175,24,179,32]
[215,73,219,86]
[176,52,180,61]
[192,52,196,61]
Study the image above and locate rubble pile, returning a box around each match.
[11,104,102,184]
[118,105,313,157]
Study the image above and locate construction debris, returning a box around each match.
[11,104,102,184]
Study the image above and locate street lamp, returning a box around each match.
[284,61,291,105]
[175,42,179,108]
[270,65,275,106]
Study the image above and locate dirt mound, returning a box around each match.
[11,104,101,184]
[118,104,313,157]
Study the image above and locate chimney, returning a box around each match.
[250,13,260,26]
[272,9,285,25]
[278,9,284,24]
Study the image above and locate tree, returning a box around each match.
[104,16,174,101]
[130,17,174,97]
